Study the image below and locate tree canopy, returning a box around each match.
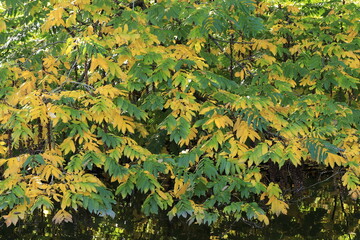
[0,0,359,227]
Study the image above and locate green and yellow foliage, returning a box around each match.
[0,0,359,227]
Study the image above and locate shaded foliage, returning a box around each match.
[0,0,359,230]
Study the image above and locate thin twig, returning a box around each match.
[210,36,254,45]
[52,80,95,93]
[68,81,95,91]
[295,168,343,192]
[208,34,254,76]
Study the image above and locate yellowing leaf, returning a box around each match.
[287,6,300,14]
[262,54,276,64]
[205,114,233,129]
[174,178,190,198]
[90,55,109,72]
[299,76,316,86]
[42,151,64,167]
[30,105,49,125]
[235,68,246,80]
[199,105,217,115]
[3,213,19,227]
[3,205,26,226]
[267,196,289,216]
[39,164,62,181]
[61,191,72,210]
[257,213,269,225]
[268,44,277,55]
[214,115,233,129]
[179,127,198,147]
[233,118,260,143]
[51,8,64,21]
[156,189,168,200]
[324,152,346,168]
[94,85,125,98]
[0,141,6,155]
[86,25,94,35]
[253,39,277,55]
[342,172,360,190]
[66,13,77,27]
[0,20,6,32]
[112,115,135,134]
[83,173,104,186]
[4,156,26,178]
[60,138,76,154]
[52,209,73,224]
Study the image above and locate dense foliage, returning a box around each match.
[0,0,359,227]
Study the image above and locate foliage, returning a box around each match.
[0,0,359,227]
[0,178,359,239]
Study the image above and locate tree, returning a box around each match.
[0,0,359,227]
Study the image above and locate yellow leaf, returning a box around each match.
[267,43,277,55]
[234,119,260,143]
[267,196,289,216]
[88,72,102,84]
[83,141,100,152]
[60,137,76,154]
[86,25,94,35]
[4,205,26,226]
[123,24,128,33]
[52,8,64,22]
[179,127,198,147]
[324,152,346,168]
[299,76,316,86]
[30,105,49,126]
[97,55,109,71]
[174,178,190,198]
[112,115,135,134]
[90,56,100,72]
[94,85,125,98]
[235,69,246,80]
[0,20,6,32]
[204,114,233,129]
[83,173,104,185]
[0,141,6,155]
[40,165,62,181]
[349,188,360,200]
[61,191,72,210]
[42,151,64,167]
[66,13,77,28]
[156,189,168,200]
[262,54,276,64]
[4,156,26,178]
[52,209,73,224]
[199,105,217,115]
[257,213,269,225]
[3,213,19,227]
[287,6,300,14]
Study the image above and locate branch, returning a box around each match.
[41,41,66,48]
[25,41,66,58]
[52,81,95,93]
[51,57,94,93]
[208,34,254,76]
[69,81,95,91]
[295,168,343,193]
[209,36,254,45]
[78,57,91,83]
